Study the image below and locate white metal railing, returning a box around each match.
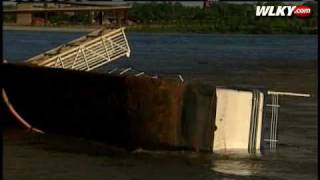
[27,27,130,71]
[267,91,311,97]
[265,90,311,152]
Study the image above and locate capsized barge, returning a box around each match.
[1,28,310,155]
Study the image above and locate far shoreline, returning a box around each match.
[3,25,98,32]
[3,25,318,35]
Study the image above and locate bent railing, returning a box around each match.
[26,27,130,71]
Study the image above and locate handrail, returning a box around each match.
[27,27,130,72]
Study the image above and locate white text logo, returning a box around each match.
[256,6,312,17]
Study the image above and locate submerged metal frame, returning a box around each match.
[264,91,310,152]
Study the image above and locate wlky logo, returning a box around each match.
[256,6,312,17]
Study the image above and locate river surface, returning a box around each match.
[2,31,318,180]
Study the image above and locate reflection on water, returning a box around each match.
[210,151,263,177]
[212,159,263,176]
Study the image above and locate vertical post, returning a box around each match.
[274,95,279,151]
[81,48,90,71]
[270,95,274,151]
[121,28,130,57]
[269,94,279,152]
[71,48,81,69]
[101,37,111,61]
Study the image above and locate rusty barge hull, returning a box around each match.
[1,63,216,151]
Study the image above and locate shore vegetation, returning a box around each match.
[3,2,318,34]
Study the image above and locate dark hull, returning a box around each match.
[1,63,216,152]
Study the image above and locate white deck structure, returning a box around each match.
[213,88,264,154]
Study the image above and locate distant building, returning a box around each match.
[15,3,62,26]
[16,3,33,25]
[7,2,130,26]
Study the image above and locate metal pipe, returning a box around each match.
[267,91,310,97]
[2,88,44,134]
[119,67,132,75]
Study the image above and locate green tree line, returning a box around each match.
[127,2,318,33]
[3,2,318,34]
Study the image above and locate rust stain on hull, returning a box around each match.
[126,76,185,149]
